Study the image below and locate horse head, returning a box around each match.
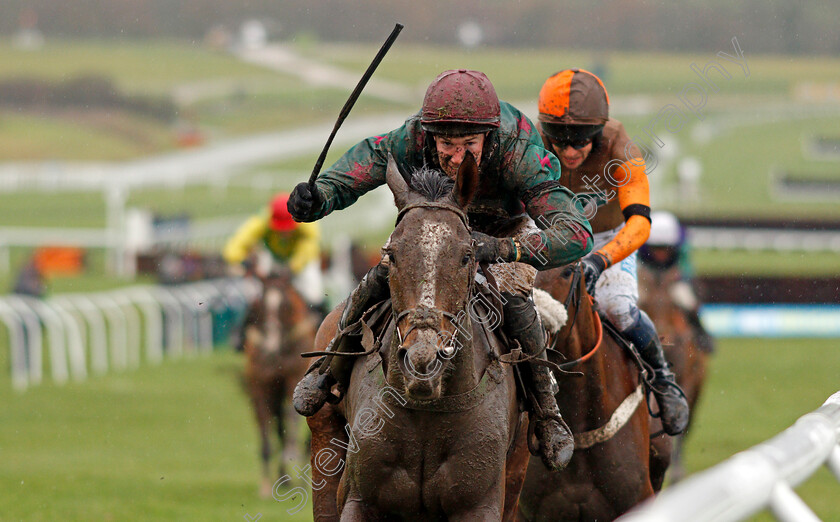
[383,152,479,400]
[246,266,300,356]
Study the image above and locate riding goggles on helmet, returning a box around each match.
[550,136,594,150]
[541,122,604,150]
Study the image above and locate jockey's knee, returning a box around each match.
[600,297,639,331]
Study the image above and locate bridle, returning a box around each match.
[547,262,604,370]
[391,201,475,358]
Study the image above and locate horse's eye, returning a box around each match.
[461,253,471,266]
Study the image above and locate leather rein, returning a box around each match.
[546,262,604,371]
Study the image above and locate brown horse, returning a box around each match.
[638,265,708,483]
[516,264,660,521]
[242,268,317,497]
[304,154,527,521]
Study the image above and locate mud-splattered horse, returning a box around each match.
[305,154,527,520]
[516,265,661,521]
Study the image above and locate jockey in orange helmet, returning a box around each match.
[538,69,690,436]
[224,193,324,309]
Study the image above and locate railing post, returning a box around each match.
[152,288,185,357]
[0,300,28,390]
[769,482,820,522]
[45,299,87,382]
[72,295,109,374]
[5,296,43,384]
[26,297,69,384]
[126,288,164,365]
[112,293,142,369]
[92,295,128,371]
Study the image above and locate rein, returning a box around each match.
[547,262,604,371]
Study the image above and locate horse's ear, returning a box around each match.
[452,150,479,209]
[385,153,410,209]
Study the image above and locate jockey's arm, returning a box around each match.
[516,143,594,270]
[596,158,652,267]
[223,214,268,266]
[288,222,321,274]
[306,128,406,220]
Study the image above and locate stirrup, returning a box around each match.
[649,371,688,399]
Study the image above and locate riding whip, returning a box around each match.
[307,23,404,189]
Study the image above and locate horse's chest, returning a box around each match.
[345,403,508,515]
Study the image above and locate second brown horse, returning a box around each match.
[516,265,664,521]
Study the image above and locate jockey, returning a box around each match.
[639,210,715,353]
[288,69,594,471]
[537,68,690,436]
[223,193,325,313]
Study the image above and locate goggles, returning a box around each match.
[550,136,593,150]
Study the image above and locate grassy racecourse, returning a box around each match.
[1,338,838,521]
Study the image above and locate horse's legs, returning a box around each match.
[649,426,673,491]
[668,434,686,484]
[503,414,531,522]
[279,395,303,479]
[308,402,347,522]
[251,388,274,498]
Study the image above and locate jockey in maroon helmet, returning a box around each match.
[288,69,594,471]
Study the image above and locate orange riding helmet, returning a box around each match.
[269,193,298,232]
[538,68,609,142]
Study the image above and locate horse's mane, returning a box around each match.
[410,166,454,202]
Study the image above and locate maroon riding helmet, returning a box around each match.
[420,69,501,137]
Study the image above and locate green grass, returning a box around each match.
[681,337,840,520]
[1,38,839,287]
[299,42,840,99]
[0,39,278,93]
[0,111,176,161]
[0,39,411,159]
[0,338,837,520]
[691,248,840,277]
[0,349,313,522]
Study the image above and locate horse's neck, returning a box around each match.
[567,295,599,361]
[556,282,611,399]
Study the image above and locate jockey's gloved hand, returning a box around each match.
[288,182,323,222]
[581,253,608,295]
[471,231,517,264]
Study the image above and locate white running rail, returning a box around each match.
[620,391,840,522]
[1,277,261,391]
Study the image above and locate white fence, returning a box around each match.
[0,277,261,391]
[620,390,840,521]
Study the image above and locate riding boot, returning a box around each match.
[622,309,690,436]
[503,293,575,471]
[293,262,390,417]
